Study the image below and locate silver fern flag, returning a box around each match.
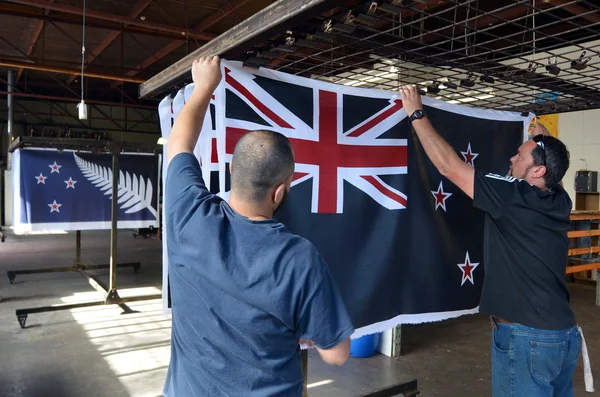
[12,148,161,232]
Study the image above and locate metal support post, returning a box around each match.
[7,230,140,284]
[7,70,14,170]
[106,149,121,303]
[302,349,308,397]
[74,230,83,267]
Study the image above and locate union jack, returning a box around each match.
[219,65,408,214]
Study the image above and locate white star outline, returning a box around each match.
[457,251,480,286]
[64,177,77,189]
[460,142,479,167]
[49,161,62,174]
[48,200,62,213]
[430,181,453,212]
[35,173,47,184]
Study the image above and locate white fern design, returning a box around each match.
[73,153,157,218]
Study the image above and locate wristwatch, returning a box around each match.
[409,109,426,122]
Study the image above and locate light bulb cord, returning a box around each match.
[80,0,86,101]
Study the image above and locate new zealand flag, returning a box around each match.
[159,60,531,336]
[13,148,161,232]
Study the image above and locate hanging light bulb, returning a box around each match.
[78,0,88,120]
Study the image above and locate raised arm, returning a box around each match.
[167,56,222,164]
[399,85,475,199]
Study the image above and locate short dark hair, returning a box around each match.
[531,134,570,188]
[230,130,295,203]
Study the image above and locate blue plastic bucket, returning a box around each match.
[350,332,381,358]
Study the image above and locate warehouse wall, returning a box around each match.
[557,108,600,205]
[0,98,160,147]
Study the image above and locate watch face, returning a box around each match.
[411,110,424,120]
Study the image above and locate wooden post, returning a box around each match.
[302,349,308,397]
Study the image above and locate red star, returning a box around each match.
[431,181,452,212]
[460,143,479,167]
[457,251,480,286]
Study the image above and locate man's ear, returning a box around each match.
[229,162,233,174]
[273,184,285,205]
[533,164,547,179]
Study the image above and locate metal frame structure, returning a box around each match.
[355,379,419,397]
[139,0,600,116]
[7,136,163,329]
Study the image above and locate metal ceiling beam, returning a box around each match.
[277,1,600,109]
[0,59,145,83]
[4,0,216,41]
[64,0,151,85]
[139,0,342,98]
[122,0,252,84]
[419,3,549,45]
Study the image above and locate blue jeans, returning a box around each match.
[491,317,581,397]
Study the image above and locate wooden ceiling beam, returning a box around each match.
[0,3,192,40]
[139,0,343,98]
[120,0,253,85]
[64,0,152,85]
[4,0,216,41]
[0,59,145,83]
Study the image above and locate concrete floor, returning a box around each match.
[0,229,598,397]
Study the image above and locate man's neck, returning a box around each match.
[229,194,272,221]
[528,178,548,191]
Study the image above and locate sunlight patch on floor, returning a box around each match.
[64,289,171,397]
[308,379,334,389]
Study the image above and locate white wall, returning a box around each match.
[557,108,600,205]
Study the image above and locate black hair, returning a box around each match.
[531,134,570,188]
[230,130,295,203]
